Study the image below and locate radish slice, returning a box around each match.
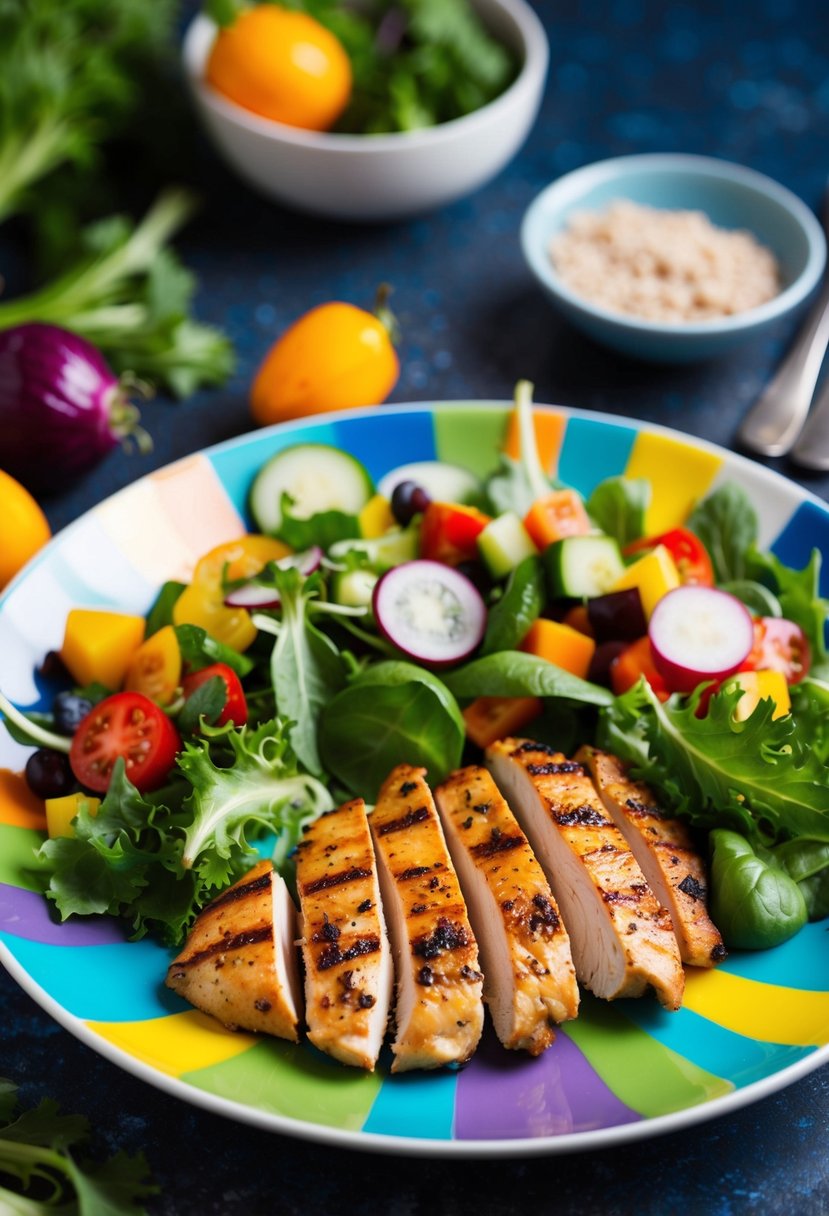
[372,560,486,667]
[648,585,754,694]
[223,546,323,608]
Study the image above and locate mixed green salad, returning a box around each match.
[3,384,828,953]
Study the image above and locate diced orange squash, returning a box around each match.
[359,494,396,539]
[727,670,791,721]
[45,792,101,839]
[60,608,146,690]
[611,544,680,619]
[123,625,182,705]
[462,695,543,749]
[519,618,596,679]
[522,489,591,550]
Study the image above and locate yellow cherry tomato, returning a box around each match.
[206,5,352,131]
[250,299,400,426]
[0,469,51,590]
[173,535,292,652]
[123,625,183,706]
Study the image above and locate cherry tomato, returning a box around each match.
[250,298,399,426]
[182,663,248,727]
[624,528,714,586]
[206,5,352,131]
[70,692,181,794]
[741,616,811,684]
[123,625,182,706]
[173,535,291,652]
[0,468,51,589]
[610,636,670,701]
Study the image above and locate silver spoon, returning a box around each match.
[736,190,829,458]
[736,273,829,457]
[789,368,829,469]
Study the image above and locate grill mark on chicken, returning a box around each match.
[376,805,430,835]
[165,859,302,1042]
[301,866,372,895]
[295,798,393,1071]
[435,764,579,1056]
[370,764,484,1072]
[512,741,557,757]
[577,746,726,970]
[487,739,685,1011]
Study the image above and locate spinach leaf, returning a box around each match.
[709,829,808,949]
[145,580,185,636]
[174,624,254,677]
[481,556,545,655]
[444,651,613,706]
[687,483,758,582]
[586,476,650,546]
[177,676,227,735]
[319,660,465,800]
[719,579,782,618]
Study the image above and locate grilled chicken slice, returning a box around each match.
[295,797,393,1071]
[577,746,726,968]
[486,739,685,1010]
[370,765,484,1072]
[434,765,579,1056]
[166,859,302,1040]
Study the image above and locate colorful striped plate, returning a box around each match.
[1,402,828,1156]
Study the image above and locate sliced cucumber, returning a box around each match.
[328,525,418,572]
[377,460,481,506]
[477,512,538,580]
[331,568,379,609]
[250,444,374,534]
[544,535,624,599]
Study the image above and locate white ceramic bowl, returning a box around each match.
[182,0,549,221]
[521,154,827,362]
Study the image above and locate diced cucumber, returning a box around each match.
[328,525,419,572]
[377,460,481,505]
[250,444,374,534]
[477,512,538,579]
[544,535,624,599]
[331,568,378,609]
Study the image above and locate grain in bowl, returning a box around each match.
[548,199,781,324]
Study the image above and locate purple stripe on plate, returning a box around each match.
[0,882,124,946]
[454,1023,641,1140]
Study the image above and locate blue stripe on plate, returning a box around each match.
[557,417,638,497]
[770,500,829,592]
[1,934,182,1021]
[619,1002,814,1089]
[718,921,829,992]
[362,1047,457,1139]
[331,411,436,485]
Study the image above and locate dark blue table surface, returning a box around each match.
[3,1,829,1211]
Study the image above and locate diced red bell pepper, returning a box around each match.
[419,501,492,566]
[624,527,714,586]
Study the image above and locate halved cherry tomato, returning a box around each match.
[419,501,491,566]
[610,636,670,701]
[741,616,811,684]
[69,692,181,794]
[182,663,248,727]
[624,528,714,586]
[173,535,291,652]
[123,625,182,706]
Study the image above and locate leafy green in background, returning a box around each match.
[0,1076,156,1215]
[210,0,519,134]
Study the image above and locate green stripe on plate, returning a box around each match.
[432,405,511,479]
[0,824,46,890]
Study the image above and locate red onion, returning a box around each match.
[0,323,148,491]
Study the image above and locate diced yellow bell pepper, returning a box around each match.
[60,608,146,690]
[611,544,680,619]
[45,792,101,839]
[123,624,182,705]
[727,670,791,721]
[519,617,596,679]
[359,494,396,539]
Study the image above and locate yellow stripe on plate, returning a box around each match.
[625,432,722,534]
[87,1010,257,1076]
[683,968,829,1047]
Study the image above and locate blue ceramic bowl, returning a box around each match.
[521,154,826,362]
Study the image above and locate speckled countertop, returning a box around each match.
[3,0,829,1211]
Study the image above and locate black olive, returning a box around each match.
[390,480,431,525]
[53,691,94,736]
[25,749,75,799]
